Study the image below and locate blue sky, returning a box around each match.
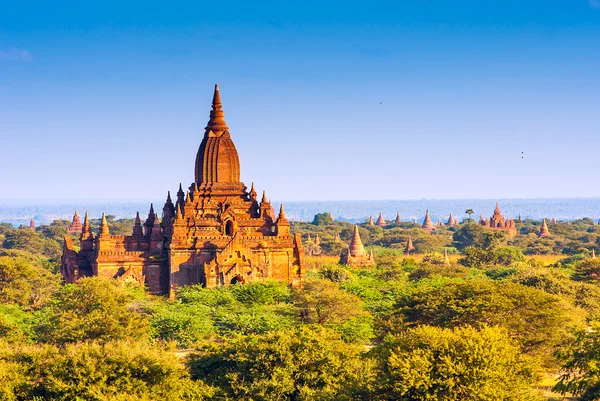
[1,0,599,201]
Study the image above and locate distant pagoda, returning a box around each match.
[340,225,375,267]
[422,210,434,232]
[68,210,83,234]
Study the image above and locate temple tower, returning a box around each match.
[376,212,386,227]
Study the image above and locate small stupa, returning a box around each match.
[404,237,415,255]
[539,218,551,238]
[376,212,386,227]
[339,225,376,267]
[368,216,375,226]
[422,210,435,232]
[395,213,402,223]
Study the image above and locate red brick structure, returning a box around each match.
[61,85,305,295]
[340,225,375,267]
[480,202,517,238]
[67,210,83,234]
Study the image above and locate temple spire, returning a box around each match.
[100,213,109,235]
[349,225,365,256]
[206,84,228,131]
[368,216,375,226]
[395,212,401,223]
[29,218,35,230]
[539,218,550,238]
[133,212,143,236]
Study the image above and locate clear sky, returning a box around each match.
[1,0,599,201]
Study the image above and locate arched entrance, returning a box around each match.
[225,220,234,236]
[230,274,245,285]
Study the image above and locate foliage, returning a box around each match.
[0,340,213,400]
[187,326,372,400]
[293,278,365,325]
[554,319,600,400]
[312,212,334,226]
[35,277,149,344]
[0,254,60,309]
[373,325,542,401]
[389,279,581,361]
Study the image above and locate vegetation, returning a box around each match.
[2,215,600,399]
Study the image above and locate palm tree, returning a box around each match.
[465,209,475,223]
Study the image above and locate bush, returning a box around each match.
[373,325,542,400]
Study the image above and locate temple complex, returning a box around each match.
[68,210,83,234]
[480,203,517,238]
[422,210,434,232]
[339,225,375,267]
[61,84,305,295]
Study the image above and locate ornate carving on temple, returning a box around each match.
[422,210,434,232]
[61,84,305,294]
[340,225,375,267]
[539,218,551,238]
[376,212,386,227]
[68,210,83,234]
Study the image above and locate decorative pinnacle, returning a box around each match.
[100,213,109,235]
[176,204,183,220]
[206,84,229,131]
[279,204,287,220]
[135,212,141,225]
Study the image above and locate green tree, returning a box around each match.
[555,319,600,400]
[187,326,372,400]
[293,278,364,325]
[0,253,60,309]
[465,208,475,222]
[35,277,149,344]
[390,279,580,361]
[312,212,333,226]
[0,340,213,400]
[373,325,542,401]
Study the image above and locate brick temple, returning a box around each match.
[61,85,305,295]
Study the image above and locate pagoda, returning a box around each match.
[339,225,375,267]
[61,85,305,294]
[539,218,551,238]
[375,212,386,227]
[422,210,434,232]
[68,210,83,234]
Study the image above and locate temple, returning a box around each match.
[479,203,517,237]
[422,210,434,232]
[539,218,551,238]
[68,210,83,234]
[339,225,375,267]
[61,84,305,295]
[376,212,386,227]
